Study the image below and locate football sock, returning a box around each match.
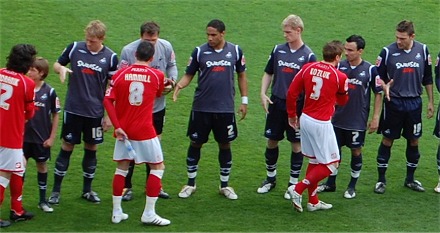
[124,161,135,189]
[0,176,10,206]
[308,181,319,205]
[437,145,440,175]
[143,196,158,216]
[296,164,330,195]
[348,154,362,188]
[186,145,201,186]
[146,170,163,197]
[52,149,72,192]
[405,143,419,182]
[295,163,317,194]
[113,169,128,196]
[265,147,279,183]
[377,142,391,183]
[37,172,48,203]
[289,151,303,186]
[10,173,24,215]
[112,196,123,214]
[82,149,97,193]
[219,148,232,188]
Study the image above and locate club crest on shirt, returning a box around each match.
[415,53,422,60]
[99,57,107,64]
[225,52,232,59]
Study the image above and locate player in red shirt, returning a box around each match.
[286,40,349,212]
[103,41,170,226]
[0,44,37,227]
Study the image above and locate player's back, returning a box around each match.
[0,68,35,148]
[110,64,164,140]
[300,62,347,121]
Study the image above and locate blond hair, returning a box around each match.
[84,20,107,39]
[282,14,304,31]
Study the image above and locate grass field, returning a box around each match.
[1,0,439,232]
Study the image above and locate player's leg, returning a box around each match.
[140,138,170,226]
[0,167,12,227]
[402,101,424,192]
[49,112,79,204]
[112,157,130,224]
[81,116,103,203]
[35,143,53,212]
[343,130,365,199]
[151,109,169,199]
[433,108,440,193]
[10,170,34,221]
[375,101,401,194]
[121,161,135,201]
[213,113,238,200]
[285,124,303,199]
[178,111,208,198]
[258,99,283,194]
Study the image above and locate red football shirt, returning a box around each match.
[287,62,348,121]
[0,68,35,148]
[104,64,164,140]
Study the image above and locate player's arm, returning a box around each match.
[336,74,349,106]
[43,91,61,148]
[173,48,198,101]
[368,67,383,133]
[435,53,440,92]
[103,54,120,131]
[24,80,36,120]
[286,71,303,129]
[422,48,434,119]
[237,71,248,120]
[260,73,273,113]
[54,43,75,83]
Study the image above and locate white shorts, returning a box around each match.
[0,147,26,172]
[299,113,340,165]
[113,137,163,164]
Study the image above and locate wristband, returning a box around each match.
[241,96,248,105]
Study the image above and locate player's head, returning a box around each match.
[344,35,365,63]
[323,40,344,63]
[395,20,415,50]
[84,20,106,52]
[140,21,160,46]
[6,44,37,74]
[135,40,155,62]
[28,57,49,81]
[206,19,225,49]
[281,15,304,43]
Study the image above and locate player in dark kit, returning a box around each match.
[317,35,382,199]
[433,51,440,193]
[48,20,119,204]
[374,20,434,194]
[24,57,61,213]
[173,19,248,200]
[258,14,316,199]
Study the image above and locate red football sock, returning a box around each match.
[307,164,332,204]
[10,173,24,215]
[295,163,318,195]
[145,173,162,197]
[112,174,126,196]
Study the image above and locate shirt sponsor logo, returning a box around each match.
[206,60,232,67]
[77,60,103,72]
[395,61,420,69]
[278,60,301,70]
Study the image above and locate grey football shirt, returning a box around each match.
[119,38,177,113]
[58,41,118,118]
[186,42,246,113]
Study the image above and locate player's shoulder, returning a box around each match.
[157,38,173,47]
[122,39,140,52]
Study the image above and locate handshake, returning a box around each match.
[162,78,176,95]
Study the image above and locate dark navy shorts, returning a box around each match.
[264,95,300,142]
[187,111,237,144]
[333,127,366,149]
[61,112,103,145]
[23,142,50,162]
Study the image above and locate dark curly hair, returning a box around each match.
[6,44,37,74]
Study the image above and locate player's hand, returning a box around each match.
[427,102,434,119]
[43,137,55,148]
[367,118,379,134]
[237,104,247,121]
[288,116,299,130]
[381,79,393,102]
[172,83,182,102]
[162,79,176,96]
[261,94,273,113]
[59,66,72,84]
[102,116,113,132]
[115,128,128,141]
